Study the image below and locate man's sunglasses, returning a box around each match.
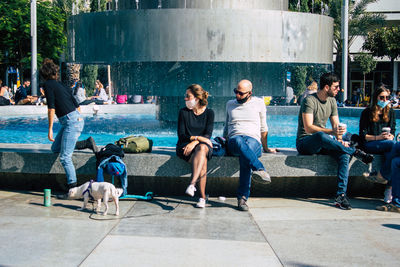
[233,88,251,96]
[379,95,390,101]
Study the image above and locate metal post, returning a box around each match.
[107,65,112,99]
[341,0,348,102]
[31,0,38,96]
[394,61,399,93]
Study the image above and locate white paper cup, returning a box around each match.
[382,127,391,134]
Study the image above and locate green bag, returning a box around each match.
[115,136,153,153]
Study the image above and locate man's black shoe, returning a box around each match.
[75,137,98,153]
[68,182,77,189]
[334,194,352,210]
[353,149,374,164]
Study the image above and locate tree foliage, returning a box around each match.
[362,27,400,61]
[354,53,376,75]
[81,64,98,96]
[354,53,376,94]
[0,0,66,78]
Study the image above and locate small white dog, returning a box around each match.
[68,181,123,216]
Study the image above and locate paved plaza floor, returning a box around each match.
[0,190,399,266]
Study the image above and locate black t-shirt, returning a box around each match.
[44,80,79,118]
[177,107,214,147]
[359,107,396,143]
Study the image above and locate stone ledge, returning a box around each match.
[0,144,381,178]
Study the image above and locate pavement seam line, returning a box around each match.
[248,210,285,267]
[78,200,138,266]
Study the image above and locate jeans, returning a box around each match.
[51,110,84,185]
[365,140,400,198]
[296,132,356,196]
[227,135,265,200]
[363,140,396,181]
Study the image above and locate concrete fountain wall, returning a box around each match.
[68,0,333,121]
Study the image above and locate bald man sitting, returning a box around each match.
[223,79,278,211]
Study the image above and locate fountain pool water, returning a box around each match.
[2,113,397,148]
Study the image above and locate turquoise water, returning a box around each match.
[0,114,398,148]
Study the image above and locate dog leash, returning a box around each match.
[82,180,95,201]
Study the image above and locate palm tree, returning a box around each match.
[329,0,385,77]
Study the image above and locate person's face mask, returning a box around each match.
[377,100,390,109]
[236,94,251,104]
[185,98,198,110]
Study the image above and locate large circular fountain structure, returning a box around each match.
[67,0,333,121]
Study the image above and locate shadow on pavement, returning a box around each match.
[382,224,400,231]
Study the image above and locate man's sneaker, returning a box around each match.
[334,194,352,210]
[196,198,206,208]
[353,149,374,164]
[384,187,393,203]
[363,171,388,184]
[185,184,196,197]
[252,169,271,184]
[237,196,249,211]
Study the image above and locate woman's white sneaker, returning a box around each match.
[196,198,206,208]
[185,184,196,197]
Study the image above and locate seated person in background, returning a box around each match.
[116,94,128,104]
[14,80,38,105]
[35,87,47,105]
[73,82,97,105]
[299,81,318,104]
[0,85,14,105]
[133,95,143,104]
[146,95,156,104]
[391,90,400,108]
[0,85,12,105]
[89,80,107,104]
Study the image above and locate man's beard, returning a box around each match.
[327,90,336,97]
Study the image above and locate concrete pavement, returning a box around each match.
[0,190,399,266]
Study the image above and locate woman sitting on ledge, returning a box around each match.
[359,85,400,211]
[176,84,214,208]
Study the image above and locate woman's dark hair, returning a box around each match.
[370,85,391,123]
[40,58,59,81]
[187,84,209,106]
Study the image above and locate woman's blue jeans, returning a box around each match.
[227,135,265,200]
[296,132,355,196]
[51,110,84,185]
[363,140,396,181]
[364,141,400,199]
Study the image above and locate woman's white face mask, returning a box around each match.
[185,98,198,110]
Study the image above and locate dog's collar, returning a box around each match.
[82,180,94,201]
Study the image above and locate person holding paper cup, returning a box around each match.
[359,85,397,206]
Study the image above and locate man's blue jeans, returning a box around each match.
[363,140,396,182]
[296,132,356,196]
[227,135,265,200]
[51,110,84,185]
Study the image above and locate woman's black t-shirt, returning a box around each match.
[44,80,79,118]
[176,107,214,148]
[359,107,396,143]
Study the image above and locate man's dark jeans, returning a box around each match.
[296,132,356,195]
